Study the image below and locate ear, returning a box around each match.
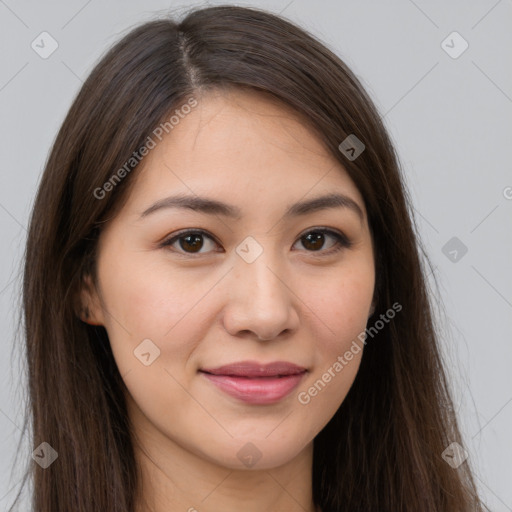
[76,274,105,326]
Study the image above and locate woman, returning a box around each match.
[12,5,487,511]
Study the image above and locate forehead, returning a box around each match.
[124,88,365,215]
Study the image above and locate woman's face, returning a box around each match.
[84,88,375,470]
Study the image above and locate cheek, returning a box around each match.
[295,263,373,413]
[305,265,374,348]
[98,251,229,380]
[100,250,204,333]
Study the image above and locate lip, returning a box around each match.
[199,360,307,405]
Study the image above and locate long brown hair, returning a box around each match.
[11,5,487,511]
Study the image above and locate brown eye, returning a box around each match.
[294,228,352,255]
[179,233,204,253]
[161,227,351,258]
[162,230,219,255]
[301,231,327,251]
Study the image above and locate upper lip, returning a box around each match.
[200,361,307,378]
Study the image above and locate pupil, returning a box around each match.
[303,232,324,251]
[180,234,203,252]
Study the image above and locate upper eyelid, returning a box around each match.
[164,228,219,245]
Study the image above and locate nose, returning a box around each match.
[222,251,300,341]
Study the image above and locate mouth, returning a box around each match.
[199,361,308,404]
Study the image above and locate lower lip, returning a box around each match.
[200,372,306,404]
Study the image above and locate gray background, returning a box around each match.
[1,0,511,510]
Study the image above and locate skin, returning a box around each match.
[81,88,375,512]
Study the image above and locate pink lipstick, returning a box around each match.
[199,361,307,405]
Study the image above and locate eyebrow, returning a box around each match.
[139,192,364,222]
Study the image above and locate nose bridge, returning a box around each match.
[233,234,279,287]
[223,238,298,340]
[238,251,281,298]
[234,241,286,305]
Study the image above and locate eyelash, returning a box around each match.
[160,227,352,258]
